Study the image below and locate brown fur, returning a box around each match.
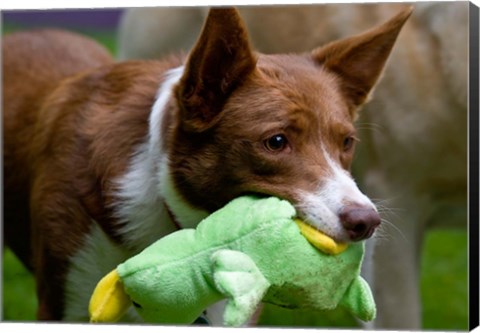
[169,8,412,212]
[2,7,411,320]
[3,29,182,319]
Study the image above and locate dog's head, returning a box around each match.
[167,7,412,243]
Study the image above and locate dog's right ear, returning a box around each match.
[176,8,257,132]
[312,6,413,109]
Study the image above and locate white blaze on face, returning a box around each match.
[298,146,377,242]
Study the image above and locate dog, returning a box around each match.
[3,7,412,324]
[117,3,469,329]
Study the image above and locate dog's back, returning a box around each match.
[2,29,113,270]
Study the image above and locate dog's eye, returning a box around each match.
[265,134,288,152]
[343,136,357,151]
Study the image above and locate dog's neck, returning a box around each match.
[113,66,208,252]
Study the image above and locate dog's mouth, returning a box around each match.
[239,191,374,247]
[239,191,352,248]
[294,219,348,255]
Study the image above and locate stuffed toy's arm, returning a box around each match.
[339,276,376,322]
[211,249,271,326]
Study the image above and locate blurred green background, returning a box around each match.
[1,9,469,330]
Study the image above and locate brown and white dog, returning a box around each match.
[3,7,411,323]
[117,3,469,329]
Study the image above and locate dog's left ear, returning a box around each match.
[312,6,413,108]
[176,7,257,132]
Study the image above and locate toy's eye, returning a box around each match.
[264,134,288,152]
[132,301,142,309]
[343,136,357,152]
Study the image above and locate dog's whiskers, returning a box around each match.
[371,198,405,223]
[377,217,408,243]
[369,197,409,242]
[377,206,403,221]
[372,227,393,243]
[355,122,384,134]
[371,197,402,207]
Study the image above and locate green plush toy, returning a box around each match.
[89,196,375,326]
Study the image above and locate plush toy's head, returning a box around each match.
[89,196,375,326]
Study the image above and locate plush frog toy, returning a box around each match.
[89,196,376,326]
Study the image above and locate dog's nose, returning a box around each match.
[339,206,381,241]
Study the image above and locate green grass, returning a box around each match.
[420,229,468,330]
[2,228,468,329]
[2,249,37,321]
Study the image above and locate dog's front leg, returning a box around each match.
[30,171,98,321]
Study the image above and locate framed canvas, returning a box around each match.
[1,1,478,332]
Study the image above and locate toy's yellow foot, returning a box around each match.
[295,219,348,255]
[89,269,131,323]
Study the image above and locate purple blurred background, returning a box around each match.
[3,8,124,31]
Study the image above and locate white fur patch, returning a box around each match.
[150,65,208,230]
[148,66,184,155]
[298,146,376,241]
[113,141,177,252]
[113,65,207,251]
